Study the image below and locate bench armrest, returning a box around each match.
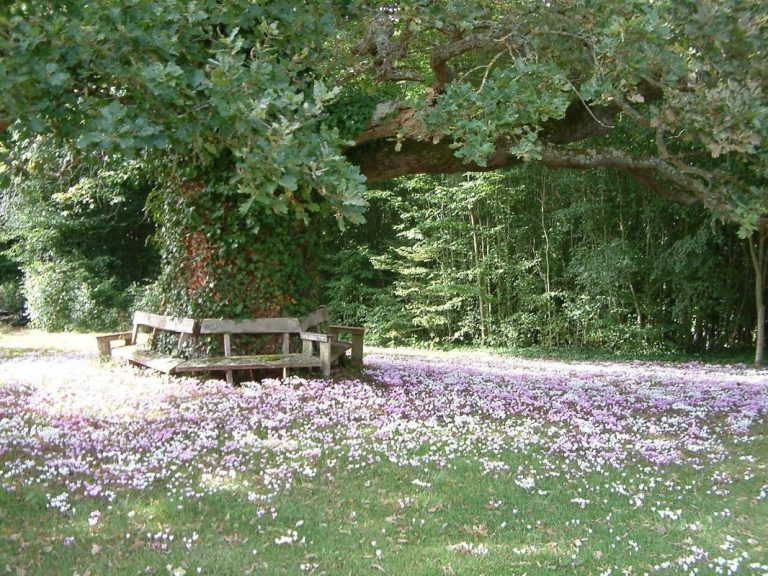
[96,331,134,358]
[328,325,365,362]
[329,325,365,335]
[298,332,333,377]
[299,331,333,343]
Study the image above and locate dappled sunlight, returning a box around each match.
[0,329,100,355]
[2,350,766,493]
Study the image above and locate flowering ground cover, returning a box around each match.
[1,340,767,575]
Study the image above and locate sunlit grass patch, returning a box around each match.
[0,329,98,355]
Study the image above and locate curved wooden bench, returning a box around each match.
[97,312,336,383]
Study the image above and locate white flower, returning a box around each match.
[88,510,101,527]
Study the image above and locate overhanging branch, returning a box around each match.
[347,133,716,213]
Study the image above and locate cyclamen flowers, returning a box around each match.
[0,347,766,575]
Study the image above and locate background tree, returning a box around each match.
[326,167,754,356]
[1,0,367,320]
[0,137,158,329]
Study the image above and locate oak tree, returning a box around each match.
[1,0,765,359]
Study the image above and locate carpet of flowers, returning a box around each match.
[1,349,767,575]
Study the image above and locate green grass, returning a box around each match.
[1,430,766,575]
[0,332,766,575]
[0,327,97,356]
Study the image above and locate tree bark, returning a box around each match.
[156,178,320,324]
[748,229,767,366]
[469,208,487,344]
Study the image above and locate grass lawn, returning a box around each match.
[1,330,766,575]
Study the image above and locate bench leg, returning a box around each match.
[223,333,233,385]
[351,332,364,363]
[96,337,113,359]
[319,341,331,377]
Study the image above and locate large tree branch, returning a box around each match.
[431,30,507,93]
[539,146,704,206]
[347,129,716,212]
[352,102,420,145]
[353,93,618,147]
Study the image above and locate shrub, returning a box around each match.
[22,260,131,331]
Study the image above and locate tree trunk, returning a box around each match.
[748,228,767,366]
[539,172,555,346]
[153,178,320,328]
[469,208,487,344]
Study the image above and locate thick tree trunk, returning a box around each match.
[155,178,320,324]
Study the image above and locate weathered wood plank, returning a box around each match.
[299,331,332,343]
[350,332,364,362]
[223,333,233,385]
[318,341,332,377]
[103,309,362,379]
[282,333,290,354]
[331,340,352,357]
[133,312,198,334]
[300,306,330,331]
[329,325,365,335]
[174,353,322,372]
[199,317,302,334]
[328,326,365,361]
[95,332,133,358]
[112,346,186,374]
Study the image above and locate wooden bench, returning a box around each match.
[300,306,365,364]
[97,309,364,383]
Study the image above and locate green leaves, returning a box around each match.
[1,0,369,230]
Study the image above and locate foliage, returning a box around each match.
[0,0,368,226]
[0,0,764,358]
[325,166,756,353]
[21,260,131,331]
[3,0,765,230]
[147,170,323,319]
[0,281,23,321]
[0,137,158,330]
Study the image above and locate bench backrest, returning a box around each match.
[133,311,198,333]
[199,317,303,335]
[131,311,327,355]
[300,306,330,331]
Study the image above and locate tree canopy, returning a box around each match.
[1,0,766,230]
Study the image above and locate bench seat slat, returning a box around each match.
[112,346,187,374]
[331,341,352,363]
[174,353,322,372]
